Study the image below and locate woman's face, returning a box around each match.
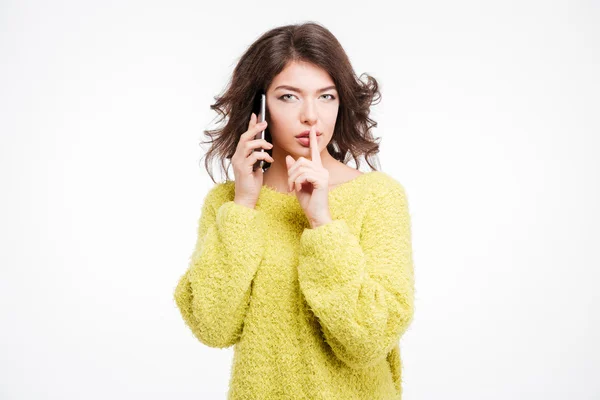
[265,60,340,160]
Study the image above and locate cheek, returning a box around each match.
[266,104,283,123]
[266,108,294,134]
[324,108,339,131]
[329,109,338,122]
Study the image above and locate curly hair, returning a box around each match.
[200,21,383,184]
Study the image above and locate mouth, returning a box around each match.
[295,130,322,138]
[296,136,320,147]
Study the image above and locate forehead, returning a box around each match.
[270,61,336,90]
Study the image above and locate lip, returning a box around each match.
[296,136,320,147]
[295,130,322,138]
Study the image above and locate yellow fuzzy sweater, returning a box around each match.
[173,170,415,399]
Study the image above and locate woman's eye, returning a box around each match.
[279,94,336,101]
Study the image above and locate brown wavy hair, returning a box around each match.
[200,21,383,184]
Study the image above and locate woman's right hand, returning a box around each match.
[231,112,274,208]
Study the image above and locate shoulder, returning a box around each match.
[337,170,409,219]
[333,170,408,208]
[361,172,410,218]
[201,180,236,211]
[365,171,408,201]
[359,172,411,234]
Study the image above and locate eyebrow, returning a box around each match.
[274,85,337,94]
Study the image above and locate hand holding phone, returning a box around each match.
[231,108,274,208]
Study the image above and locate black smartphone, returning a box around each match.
[252,93,270,172]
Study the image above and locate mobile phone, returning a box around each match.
[252,93,269,172]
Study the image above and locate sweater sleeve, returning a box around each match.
[297,181,415,369]
[173,185,267,348]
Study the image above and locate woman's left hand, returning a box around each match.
[285,125,333,229]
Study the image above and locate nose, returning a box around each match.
[300,99,318,125]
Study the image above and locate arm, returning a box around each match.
[173,185,267,348]
[297,182,415,369]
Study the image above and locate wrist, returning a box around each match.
[234,198,256,209]
[310,216,333,229]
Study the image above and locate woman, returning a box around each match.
[174,21,415,400]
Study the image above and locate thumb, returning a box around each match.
[286,155,293,168]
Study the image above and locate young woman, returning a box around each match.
[174,21,415,400]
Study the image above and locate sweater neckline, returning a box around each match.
[259,170,380,201]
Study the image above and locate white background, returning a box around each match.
[1,0,598,399]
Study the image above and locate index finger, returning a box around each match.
[309,125,321,166]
